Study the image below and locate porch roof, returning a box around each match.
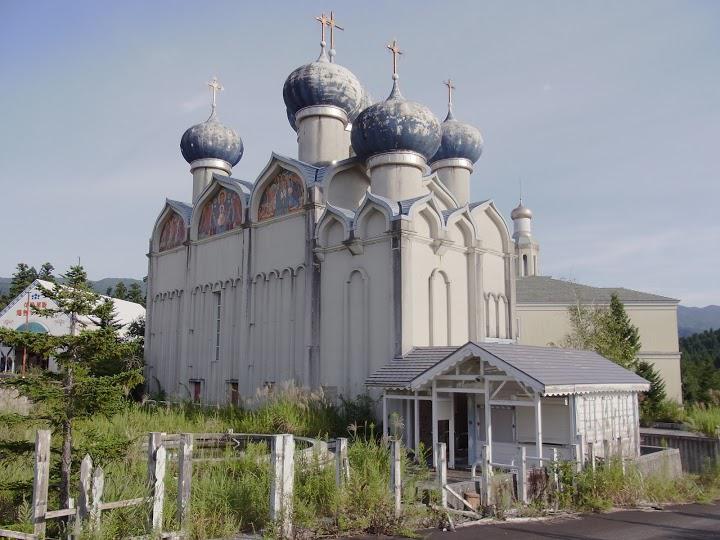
[366,342,650,395]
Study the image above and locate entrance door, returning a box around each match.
[454,394,469,466]
[419,400,433,464]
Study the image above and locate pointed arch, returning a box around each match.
[190,179,246,241]
[151,200,191,253]
[249,157,308,223]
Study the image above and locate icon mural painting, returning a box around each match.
[198,188,243,239]
[159,212,186,251]
[258,170,304,221]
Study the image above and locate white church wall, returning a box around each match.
[326,167,370,209]
[482,253,508,339]
[319,236,393,399]
[152,250,187,293]
[191,232,244,286]
[474,210,504,252]
[252,214,307,272]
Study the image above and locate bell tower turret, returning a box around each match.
[512,199,540,277]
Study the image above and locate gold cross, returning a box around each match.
[327,11,344,50]
[207,77,223,111]
[387,39,403,76]
[443,78,455,108]
[315,13,329,43]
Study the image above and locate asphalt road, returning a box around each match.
[390,503,720,539]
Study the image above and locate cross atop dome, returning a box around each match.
[387,39,403,79]
[443,78,455,117]
[327,11,344,61]
[207,77,223,116]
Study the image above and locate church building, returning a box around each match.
[145,17,651,466]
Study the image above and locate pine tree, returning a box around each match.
[0,264,143,510]
[594,293,642,370]
[636,360,667,419]
[38,262,55,282]
[127,282,145,306]
[113,281,128,300]
[9,263,38,298]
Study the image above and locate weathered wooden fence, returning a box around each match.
[0,431,350,540]
[2,430,689,539]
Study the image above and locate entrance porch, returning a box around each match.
[368,342,649,471]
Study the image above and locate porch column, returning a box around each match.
[382,395,388,437]
[404,399,411,446]
[413,393,420,452]
[449,393,455,469]
[534,394,543,464]
[431,381,438,467]
[484,377,492,464]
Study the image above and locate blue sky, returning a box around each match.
[1,1,718,306]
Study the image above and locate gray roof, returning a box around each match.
[166,199,192,225]
[516,276,678,304]
[367,342,649,394]
[366,346,458,388]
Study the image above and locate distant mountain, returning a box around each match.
[678,305,720,337]
[0,276,145,297]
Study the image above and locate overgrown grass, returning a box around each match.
[684,403,720,437]
[1,387,436,538]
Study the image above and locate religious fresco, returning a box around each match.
[159,212,186,251]
[257,169,304,221]
[198,187,243,239]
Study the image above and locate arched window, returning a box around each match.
[522,254,528,277]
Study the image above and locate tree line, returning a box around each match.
[0,261,145,310]
[680,328,720,404]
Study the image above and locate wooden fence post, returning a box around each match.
[270,434,294,539]
[517,445,527,505]
[436,442,447,508]
[335,437,349,487]
[603,439,611,465]
[481,444,492,506]
[390,438,402,517]
[588,442,596,472]
[551,447,560,509]
[281,434,294,539]
[575,433,584,473]
[90,467,104,531]
[151,445,167,533]
[177,433,193,533]
[146,432,166,533]
[78,454,92,521]
[146,432,163,486]
[270,435,283,524]
[31,430,50,538]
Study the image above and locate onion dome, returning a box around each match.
[430,107,484,164]
[283,43,365,130]
[180,109,244,166]
[511,201,533,220]
[351,76,441,161]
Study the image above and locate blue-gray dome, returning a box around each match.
[351,80,441,161]
[180,111,243,166]
[283,47,364,130]
[430,109,483,164]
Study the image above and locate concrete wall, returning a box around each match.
[640,427,720,473]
